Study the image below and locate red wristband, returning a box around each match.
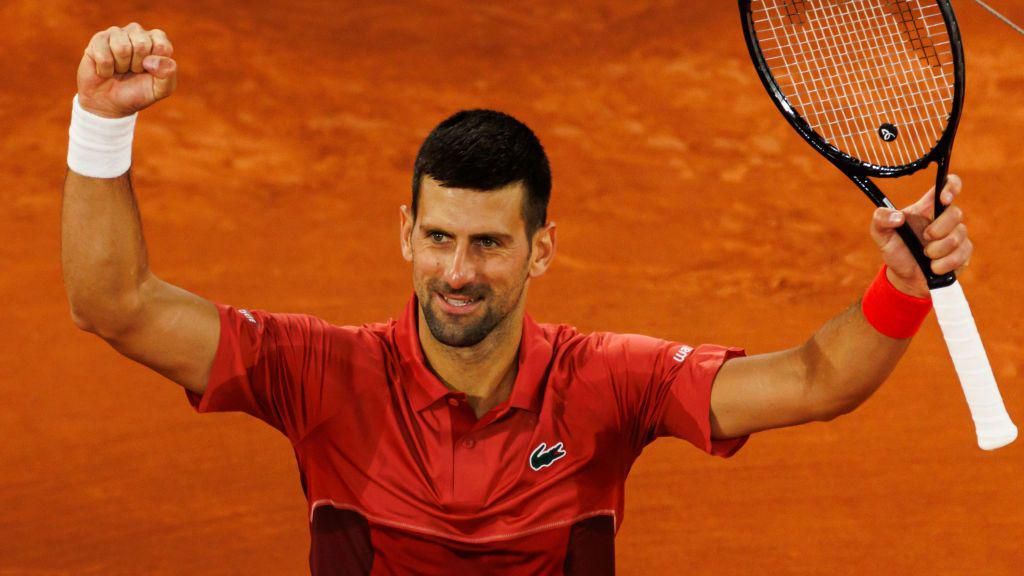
[861,266,933,339]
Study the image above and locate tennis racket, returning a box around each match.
[740,0,1017,450]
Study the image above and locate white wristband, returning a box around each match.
[67,95,138,178]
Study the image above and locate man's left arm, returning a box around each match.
[709,175,972,440]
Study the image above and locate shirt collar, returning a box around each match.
[394,294,553,414]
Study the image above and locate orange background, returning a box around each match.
[2,1,1022,574]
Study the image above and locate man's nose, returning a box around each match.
[444,242,476,289]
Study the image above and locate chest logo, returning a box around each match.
[529,442,567,471]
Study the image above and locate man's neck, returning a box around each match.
[418,306,524,418]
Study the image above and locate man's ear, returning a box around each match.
[399,205,414,262]
[529,221,557,277]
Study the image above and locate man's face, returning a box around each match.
[400,177,554,348]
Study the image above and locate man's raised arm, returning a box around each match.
[62,24,219,395]
[709,176,973,439]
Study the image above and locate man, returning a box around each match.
[63,24,972,575]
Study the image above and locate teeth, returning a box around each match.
[443,295,473,307]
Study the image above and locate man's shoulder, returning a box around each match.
[534,320,666,360]
[534,320,663,347]
[221,304,397,349]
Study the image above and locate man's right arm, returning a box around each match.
[62,24,219,395]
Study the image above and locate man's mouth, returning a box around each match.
[436,292,481,315]
[443,295,474,307]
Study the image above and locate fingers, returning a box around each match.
[83,24,171,78]
[924,208,972,275]
[922,175,971,275]
[142,55,175,77]
[923,204,963,242]
[937,173,962,206]
[109,26,133,74]
[85,31,116,78]
[125,23,153,74]
[149,29,174,57]
[143,55,178,100]
[872,174,972,280]
[869,207,904,246]
[906,173,962,218]
[929,233,973,275]
[924,221,967,257]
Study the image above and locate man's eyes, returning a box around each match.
[425,232,500,248]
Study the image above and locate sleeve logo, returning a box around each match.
[239,309,258,326]
[672,345,693,364]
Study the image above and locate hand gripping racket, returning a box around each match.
[740,0,1017,449]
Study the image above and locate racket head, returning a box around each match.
[741,0,965,178]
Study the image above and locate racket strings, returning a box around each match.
[761,0,951,166]
[766,0,949,159]
[778,1,948,160]
[752,0,956,168]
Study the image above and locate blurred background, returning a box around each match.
[1,0,1021,573]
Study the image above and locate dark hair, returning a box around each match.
[411,109,551,236]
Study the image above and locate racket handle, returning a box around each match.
[930,280,1018,450]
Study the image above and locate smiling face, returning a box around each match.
[401,177,555,349]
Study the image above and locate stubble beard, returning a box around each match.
[419,277,527,348]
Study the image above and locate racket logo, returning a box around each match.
[878,123,899,142]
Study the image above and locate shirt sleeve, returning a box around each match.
[595,333,748,458]
[184,304,334,441]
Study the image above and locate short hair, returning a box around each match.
[411,109,551,236]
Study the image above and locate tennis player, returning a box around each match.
[62,24,974,575]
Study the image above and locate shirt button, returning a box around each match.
[447,398,460,407]
[462,438,476,448]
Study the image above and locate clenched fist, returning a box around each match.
[77,23,177,119]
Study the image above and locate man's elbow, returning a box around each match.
[810,389,873,423]
[69,305,98,333]
[66,295,142,341]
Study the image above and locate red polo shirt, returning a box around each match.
[186,296,747,574]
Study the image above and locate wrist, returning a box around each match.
[67,94,138,178]
[862,265,933,339]
[884,266,927,298]
[76,94,129,119]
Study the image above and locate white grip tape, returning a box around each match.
[67,95,138,179]
[930,280,1018,450]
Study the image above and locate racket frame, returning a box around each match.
[739,0,965,289]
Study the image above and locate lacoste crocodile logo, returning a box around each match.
[529,441,567,471]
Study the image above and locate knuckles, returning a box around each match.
[963,239,975,259]
[90,25,170,55]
